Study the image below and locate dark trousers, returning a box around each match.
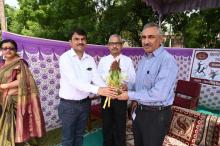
[101,97,127,146]
[58,99,91,146]
[133,107,171,146]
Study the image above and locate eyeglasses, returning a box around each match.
[1,47,16,51]
[108,42,123,46]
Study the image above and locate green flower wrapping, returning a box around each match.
[103,60,122,109]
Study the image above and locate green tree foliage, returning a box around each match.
[4,4,16,30]
[7,0,97,41]
[47,0,97,40]
[4,0,220,48]
[94,0,157,45]
[165,8,220,48]
[9,0,49,37]
[5,0,158,45]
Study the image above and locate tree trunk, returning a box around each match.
[0,0,6,32]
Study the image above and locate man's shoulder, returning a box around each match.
[121,54,133,62]
[161,49,175,59]
[121,54,131,59]
[60,49,71,57]
[99,55,110,61]
[103,54,111,58]
[59,49,72,62]
[85,53,95,60]
[160,49,178,67]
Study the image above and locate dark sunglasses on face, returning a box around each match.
[1,47,16,51]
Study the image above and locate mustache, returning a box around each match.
[77,44,85,46]
[143,43,152,47]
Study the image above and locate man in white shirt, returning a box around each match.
[98,34,136,146]
[58,29,117,146]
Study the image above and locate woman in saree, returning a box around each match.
[0,39,46,146]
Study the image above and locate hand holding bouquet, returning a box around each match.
[103,60,122,109]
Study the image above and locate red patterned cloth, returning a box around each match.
[168,106,206,145]
[166,106,220,146]
[126,106,220,146]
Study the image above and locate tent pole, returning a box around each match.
[169,24,172,47]
[159,14,162,28]
[0,0,7,32]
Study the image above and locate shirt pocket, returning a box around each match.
[144,70,157,86]
[84,66,93,82]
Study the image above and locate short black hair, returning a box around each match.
[0,39,18,51]
[69,28,87,40]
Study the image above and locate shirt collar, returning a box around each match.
[110,54,121,61]
[70,48,89,60]
[144,45,164,58]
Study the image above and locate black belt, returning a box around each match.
[60,97,90,103]
[137,104,171,111]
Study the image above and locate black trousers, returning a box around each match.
[101,97,127,146]
[133,107,171,146]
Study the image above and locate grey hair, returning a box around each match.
[108,34,123,43]
[142,22,163,35]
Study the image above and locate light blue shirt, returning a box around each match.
[128,46,178,106]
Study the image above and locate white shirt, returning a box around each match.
[98,54,136,85]
[59,49,105,100]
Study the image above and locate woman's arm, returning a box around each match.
[0,80,19,89]
[0,72,20,90]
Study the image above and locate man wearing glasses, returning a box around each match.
[98,34,135,146]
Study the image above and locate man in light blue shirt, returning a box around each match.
[118,22,178,146]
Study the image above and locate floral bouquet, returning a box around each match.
[103,60,122,109]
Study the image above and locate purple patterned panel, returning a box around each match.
[2,31,69,55]
[2,31,219,131]
[166,48,193,57]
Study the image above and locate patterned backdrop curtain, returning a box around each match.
[2,32,219,131]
